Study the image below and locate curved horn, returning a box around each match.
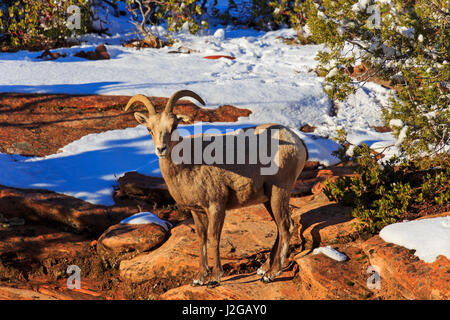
[164,90,205,114]
[124,94,156,115]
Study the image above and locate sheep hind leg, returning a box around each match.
[257,201,278,277]
[205,203,226,288]
[191,210,210,286]
[261,186,292,283]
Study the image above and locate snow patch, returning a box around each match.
[379,216,450,263]
[389,119,403,127]
[313,246,348,262]
[352,0,370,12]
[395,125,408,147]
[213,28,225,40]
[120,212,173,231]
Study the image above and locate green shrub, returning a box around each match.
[245,0,308,32]
[305,0,449,233]
[246,0,296,30]
[302,0,449,157]
[0,0,91,48]
[324,144,450,233]
[202,1,306,32]
[269,0,307,30]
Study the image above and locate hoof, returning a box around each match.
[191,279,204,287]
[260,275,273,283]
[256,267,266,276]
[206,281,220,288]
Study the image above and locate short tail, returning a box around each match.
[300,139,309,161]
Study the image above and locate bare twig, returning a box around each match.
[129,0,157,41]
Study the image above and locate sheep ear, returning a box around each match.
[176,114,192,123]
[134,112,148,124]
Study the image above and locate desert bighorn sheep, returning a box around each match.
[124,90,308,286]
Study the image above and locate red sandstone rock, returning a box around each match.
[292,165,356,196]
[119,193,359,288]
[37,49,63,60]
[119,205,277,284]
[97,223,167,254]
[115,172,172,204]
[300,124,316,133]
[290,193,357,250]
[0,286,57,300]
[295,242,376,299]
[204,55,236,60]
[122,38,165,49]
[0,222,110,300]
[36,285,104,300]
[74,45,110,60]
[362,235,450,300]
[0,223,89,262]
[0,185,136,234]
[160,270,300,300]
[303,161,320,170]
[311,167,356,194]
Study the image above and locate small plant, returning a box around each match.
[301,0,449,157]
[125,0,207,46]
[304,0,449,233]
[269,0,308,30]
[250,0,309,33]
[204,0,308,33]
[324,143,450,233]
[0,0,91,49]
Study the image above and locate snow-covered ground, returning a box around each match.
[1,28,330,129]
[380,216,450,263]
[0,3,398,206]
[0,24,394,141]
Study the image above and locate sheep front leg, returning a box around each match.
[191,210,210,286]
[206,203,226,287]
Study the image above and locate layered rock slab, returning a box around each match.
[97,222,169,268]
[294,242,375,300]
[160,270,300,300]
[362,235,450,300]
[290,192,358,250]
[0,185,136,234]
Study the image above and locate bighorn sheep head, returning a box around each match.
[124,90,205,158]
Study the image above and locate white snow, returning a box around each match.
[213,28,225,40]
[352,0,370,12]
[120,212,173,231]
[0,25,391,133]
[389,119,403,127]
[379,216,450,263]
[313,246,348,262]
[395,125,408,147]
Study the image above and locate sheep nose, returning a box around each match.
[157,146,168,154]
